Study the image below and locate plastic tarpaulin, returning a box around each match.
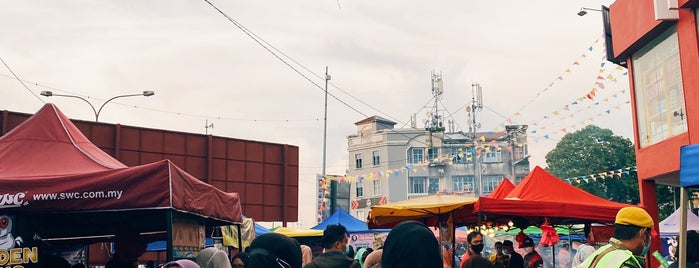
[222,218,256,248]
[680,144,699,187]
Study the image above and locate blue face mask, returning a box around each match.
[641,232,651,256]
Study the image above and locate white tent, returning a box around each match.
[659,208,699,237]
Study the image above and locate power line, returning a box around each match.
[0,56,44,104]
[202,0,372,119]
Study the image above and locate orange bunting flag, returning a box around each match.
[557,76,563,80]
[562,128,567,134]
[586,90,596,100]
[573,61,580,65]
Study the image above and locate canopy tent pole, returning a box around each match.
[452,212,456,268]
[237,223,243,251]
[166,210,174,262]
[678,188,688,268]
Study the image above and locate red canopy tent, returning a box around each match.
[487,177,516,199]
[0,104,241,241]
[475,166,632,225]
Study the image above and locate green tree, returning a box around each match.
[545,125,677,219]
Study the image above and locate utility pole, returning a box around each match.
[469,83,483,196]
[322,67,335,215]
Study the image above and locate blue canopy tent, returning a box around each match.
[678,144,699,267]
[255,222,271,236]
[312,208,390,233]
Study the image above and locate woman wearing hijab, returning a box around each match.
[232,252,250,268]
[381,221,443,268]
[363,249,382,268]
[247,233,303,268]
[196,247,232,268]
[163,259,201,268]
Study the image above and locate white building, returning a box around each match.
[347,115,530,220]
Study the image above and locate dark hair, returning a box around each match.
[503,240,514,249]
[321,224,348,249]
[681,230,699,263]
[247,233,302,268]
[613,224,643,240]
[232,252,249,265]
[467,231,482,243]
[381,221,443,268]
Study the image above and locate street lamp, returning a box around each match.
[578,7,602,16]
[40,90,155,122]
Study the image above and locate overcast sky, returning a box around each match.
[1,0,629,228]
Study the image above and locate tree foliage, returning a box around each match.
[545,125,676,219]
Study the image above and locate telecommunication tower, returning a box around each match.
[468,83,484,196]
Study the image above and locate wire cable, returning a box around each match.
[0,56,44,104]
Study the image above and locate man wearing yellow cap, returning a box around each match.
[579,206,654,268]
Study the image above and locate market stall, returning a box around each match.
[0,104,242,266]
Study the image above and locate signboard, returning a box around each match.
[349,232,388,250]
[0,214,40,268]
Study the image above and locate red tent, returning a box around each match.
[487,178,516,199]
[0,104,241,239]
[475,166,632,225]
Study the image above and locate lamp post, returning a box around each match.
[577,7,602,16]
[40,90,155,122]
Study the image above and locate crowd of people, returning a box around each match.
[56,206,699,268]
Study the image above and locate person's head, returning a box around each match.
[677,230,699,263]
[196,247,231,268]
[247,233,302,268]
[381,221,442,268]
[613,206,654,255]
[321,224,349,252]
[570,238,586,250]
[522,237,536,254]
[232,252,249,268]
[113,231,147,264]
[363,249,382,268]
[494,241,503,254]
[163,259,200,268]
[467,231,484,255]
[502,240,514,254]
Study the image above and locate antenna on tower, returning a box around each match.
[205,119,214,135]
[468,83,484,136]
[426,71,445,133]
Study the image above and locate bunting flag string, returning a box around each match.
[494,37,605,129]
[527,97,630,140]
[563,166,637,184]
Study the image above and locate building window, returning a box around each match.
[427,148,439,161]
[356,181,363,197]
[451,148,465,163]
[632,26,687,147]
[409,177,426,194]
[428,178,440,194]
[373,180,381,195]
[372,150,380,166]
[515,176,526,185]
[482,175,504,193]
[514,146,525,160]
[452,176,475,193]
[482,146,502,163]
[355,153,363,169]
[411,148,424,164]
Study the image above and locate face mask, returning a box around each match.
[641,233,651,255]
[498,249,504,255]
[471,244,484,254]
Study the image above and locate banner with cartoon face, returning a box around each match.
[0,214,40,268]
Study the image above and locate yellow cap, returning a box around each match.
[615,207,653,228]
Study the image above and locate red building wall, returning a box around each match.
[0,109,299,222]
[609,1,699,266]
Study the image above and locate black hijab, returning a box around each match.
[381,221,443,268]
